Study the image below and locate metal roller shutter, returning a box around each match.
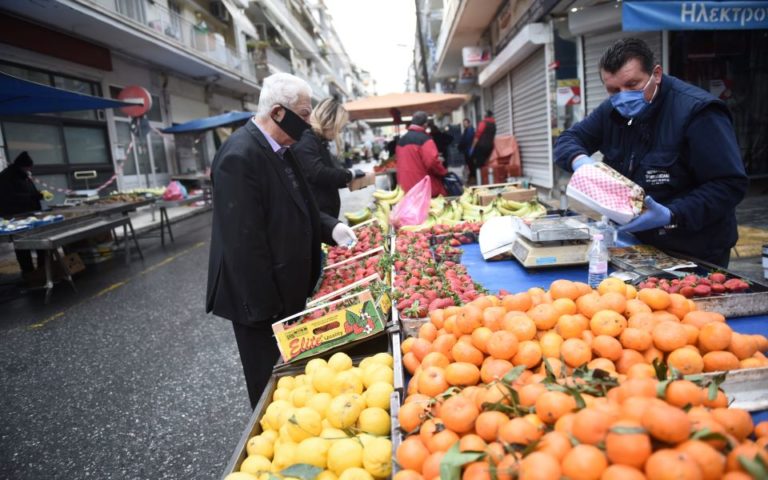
[511,48,551,188]
[583,30,662,115]
[491,75,512,135]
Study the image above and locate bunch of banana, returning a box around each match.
[399,213,438,232]
[429,196,446,216]
[371,202,390,230]
[372,186,404,206]
[344,207,372,226]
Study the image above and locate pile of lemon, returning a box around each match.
[227,351,396,480]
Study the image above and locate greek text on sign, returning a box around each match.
[623,1,768,31]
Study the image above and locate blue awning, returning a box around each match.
[0,72,141,116]
[624,1,768,31]
[161,111,254,134]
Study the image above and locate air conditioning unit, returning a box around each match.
[209,1,230,22]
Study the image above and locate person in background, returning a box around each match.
[291,98,365,219]
[206,73,358,409]
[554,38,747,267]
[395,111,447,197]
[0,152,48,278]
[458,118,475,165]
[443,124,467,183]
[469,111,496,183]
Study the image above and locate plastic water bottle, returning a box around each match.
[593,216,616,248]
[588,233,609,289]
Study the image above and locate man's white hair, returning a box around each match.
[256,73,312,118]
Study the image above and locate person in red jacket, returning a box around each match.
[469,110,496,183]
[395,111,447,197]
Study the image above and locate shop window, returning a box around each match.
[0,63,50,85]
[114,122,168,175]
[63,126,110,164]
[3,122,66,165]
[55,75,100,120]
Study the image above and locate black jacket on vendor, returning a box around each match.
[0,163,42,218]
[206,121,340,327]
[291,128,352,219]
[555,74,748,265]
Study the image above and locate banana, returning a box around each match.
[372,188,398,200]
[344,207,372,225]
[499,198,525,210]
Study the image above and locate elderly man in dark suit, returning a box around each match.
[206,73,357,408]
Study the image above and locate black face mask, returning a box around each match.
[275,104,310,141]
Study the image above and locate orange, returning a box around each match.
[664,380,703,408]
[642,403,691,444]
[572,407,611,445]
[502,312,537,341]
[528,303,560,330]
[652,320,688,352]
[587,357,616,372]
[667,347,705,375]
[654,310,681,324]
[470,296,495,310]
[645,449,702,480]
[615,348,649,375]
[561,338,592,367]
[552,297,577,316]
[470,327,493,353]
[711,407,753,441]
[479,358,514,384]
[698,322,733,353]
[556,314,589,339]
[456,305,483,334]
[432,334,457,361]
[403,351,420,374]
[459,434,487,453]
[486,330,519,360]
[518,382,548,408]
[474,410,510,442]
[518,452,561,480]
[643,345,665,364]
[667,293,694,320]
[561,444,608,480]
[535,431,572,461]
[539,357,565,378]
[421,351,450,369]
[539,331,564,358]
[728,333,758,360]
[702,350,740,372]
[637,287,672,310]
[726,443,768,474]
[422,451,445,480]
[599,291,628,314]
[398,401,427,433]
[498,417,543,445]
[755,420,768,438]
[535,390,577,424]
[682,323,700,345]
[601,465,646,480]
[550,279,580,300]
[482,307,507,331]
[501,292,533,312]
[626,362,656,379]
[452,342,485,367]
[626,298,653,317]
[576,292,602,319]
[512,340,542,369]
[590,310,627,337]
[396,436,430,472]
[445,362,481,386]
[591,335,623,361]
[401,336,416,354]
[419,322,438,342]
[620,327,653,351]
[393,470,424,480]
[460,460,490,480]
[495,454,521,480]
[682,310,725,328]
[628,312,658,332]
[417,366,449,397]
[597,277,627,295]
[440,395,479,434]
[620,396,656,422]
[676,440,725,480]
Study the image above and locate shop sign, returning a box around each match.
[462,46,492,67]
[556,79,581,107]
[623,1,768,31]
[459,67,478,84]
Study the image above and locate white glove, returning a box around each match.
[332,222,357,247]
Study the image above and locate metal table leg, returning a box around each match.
[123,224,130,265]
[43,250,53,304]
[55,247,77,293]
[162,207,174,245]
[127,220,144,260]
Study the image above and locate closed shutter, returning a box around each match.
[491,75,512,135]
[511,48,551,188]
[583,30,662,115]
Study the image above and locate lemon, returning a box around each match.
[328,352,353,371]
[286,407,323,442]
[349,367,364,383]
[295,436,331,468]
[356,433,377,449]
[294,374,309,386]
[370,353,394,368]
[240,454,271,475]
[358,357,373,372]
[317,470,338,480]
[272,387,292,402]
[277,376,296,390]
[338,467,374,480]
[271,442,297,472]
[362,436,392,478]
[321,427,349,442]
[322,418,333,429]
[306,358,328,376]
[307,392,333,416]
[332,370,364,396]
[348,393,367,410]
[279,424,293,444]
[246,435,274,459]
[260,430,278,443]
[363,382,394,410]
[362,365,394,389]
[327,438,364,475]
[326,395,363,429]
[277,406,297,430]
[312,366,337,394]
[224,473,259,480]
[357,407,391,436]
[291,385,316,408]
[260,400,292,431]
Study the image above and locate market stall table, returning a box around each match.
[150,194,205,246]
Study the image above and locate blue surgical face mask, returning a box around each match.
[610,75,656,119]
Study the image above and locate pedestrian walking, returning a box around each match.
[395,111,448,197]
[469,111,496,183]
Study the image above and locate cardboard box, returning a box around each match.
[272,290,387,363]
[348,172,376,191]
[308,273,392,322]
[472,183,538,206]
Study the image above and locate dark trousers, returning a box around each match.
[232,321,281,410]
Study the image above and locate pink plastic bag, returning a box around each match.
[162,181,187,201]
[390,176,431,228]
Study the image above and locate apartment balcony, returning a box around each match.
[266,46,293,73]
[1,0,259,95]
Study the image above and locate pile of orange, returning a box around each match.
[394,278,768,480]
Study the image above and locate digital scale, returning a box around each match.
[63,189,100,206]
[479,213,593,268]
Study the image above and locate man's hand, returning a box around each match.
[618,196,672,233]
[332,222,357,247]
[571,155,596,172]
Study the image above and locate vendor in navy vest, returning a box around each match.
[554,38,747,267]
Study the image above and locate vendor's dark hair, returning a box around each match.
[599,38,655,75]
[411,111,428,126]
[14,151,33,168]
[485,110,493,117]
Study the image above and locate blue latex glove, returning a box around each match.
[572,155,596,171]
[618,196,672,233]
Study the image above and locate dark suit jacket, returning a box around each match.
[206,121,339,326]
[291,129,351,219]
[0,164,42,218]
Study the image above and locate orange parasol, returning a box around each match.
[344,92,470,121]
